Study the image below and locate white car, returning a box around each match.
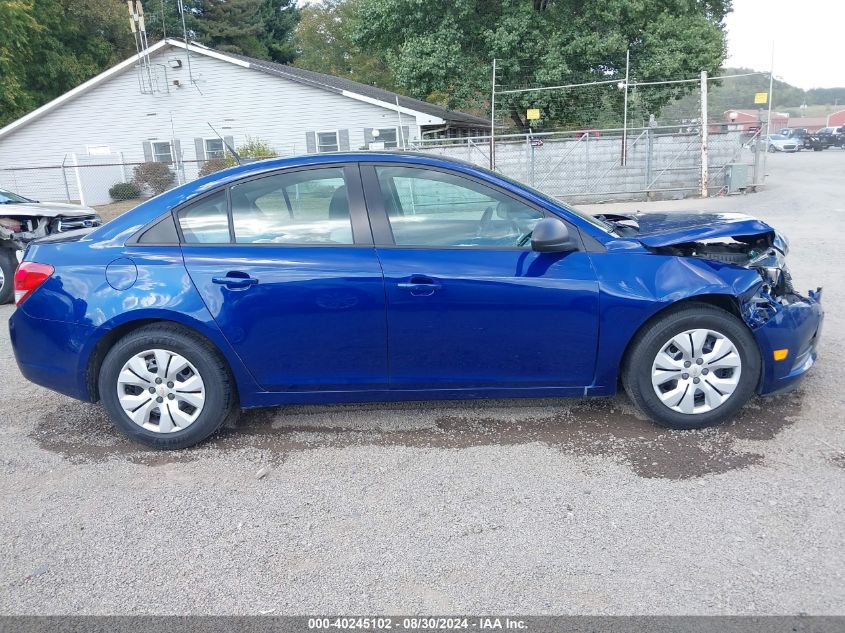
[766,134,800,153]
[0,188,102,303]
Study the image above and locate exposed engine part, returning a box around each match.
[0,215,92,251]
[649,233,804,329]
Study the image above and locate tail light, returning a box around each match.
[14,262,54,305]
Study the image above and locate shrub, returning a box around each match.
[108,181,141,201]
[132,161,175,195]
[198,158,226,177]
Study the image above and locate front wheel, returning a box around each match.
[99,324,237,448]
[623,304,760,430]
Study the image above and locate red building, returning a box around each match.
[723,109,789,132]
[827,109,845,127]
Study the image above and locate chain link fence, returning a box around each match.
[0,71,771,211]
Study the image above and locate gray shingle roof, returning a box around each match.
[217,48,490,128]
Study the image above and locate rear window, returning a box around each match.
[177,191,230,244]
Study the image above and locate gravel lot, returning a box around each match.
[1,150,843,615]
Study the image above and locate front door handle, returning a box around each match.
[397,276,442,296]
[212,272,258,289]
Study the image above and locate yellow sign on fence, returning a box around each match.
[526,108,541,120]
[754,92,768,105]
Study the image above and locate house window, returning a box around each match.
[204,138,225,159]
[370,128,398,149]
[317,131,339,153]
[152,141,173,164]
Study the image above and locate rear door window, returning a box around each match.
[230,167,354,245]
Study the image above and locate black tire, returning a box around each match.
[0,250,16,304]
[622,303,760,430]
[98,324,237,449]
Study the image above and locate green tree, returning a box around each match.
[0,0,39,127]
[294,0,395,89]
[355,0,732,129]
[1,0,135,128]
[149,0,300,63]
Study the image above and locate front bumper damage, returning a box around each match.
[743,286,823,395]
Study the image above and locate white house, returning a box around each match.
[0,39,488,205]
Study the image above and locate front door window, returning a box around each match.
[374,166,543,248]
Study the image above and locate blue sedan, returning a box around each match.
[9,153,823,448]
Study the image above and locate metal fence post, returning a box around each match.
[646,124,654,195]
[61,154,71,202]
[699,70,709,197]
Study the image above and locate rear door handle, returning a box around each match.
[397,276,441,296]
[212,272,258,289]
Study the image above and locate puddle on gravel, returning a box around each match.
[29,390,807,479]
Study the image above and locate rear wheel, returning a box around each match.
[623,304,760,430]
[0,250,16,304]
[99,324,237,448]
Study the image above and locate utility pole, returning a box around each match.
[700,70,708,197]
[490,59,497,170]
[178,0,194,87]
[621,48,630,166]
[762,43,775,185]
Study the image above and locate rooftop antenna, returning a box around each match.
[207,122,241,165]
[127,0,154,93]
[177,0,196,88]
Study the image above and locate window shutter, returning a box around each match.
[401,126,411,148]
[224,136,234,154]
[194,138,205,162]
[306,131,316,154]
[173,139,182,164]
[338,129,350,151]
[363,128,375,149]
[142,141,153,162]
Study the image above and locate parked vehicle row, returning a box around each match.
[9,152,823,449]
[774,127,845,152]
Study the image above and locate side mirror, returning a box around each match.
[531,218,578,253]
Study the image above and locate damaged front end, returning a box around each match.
[0,216,54,252]
[1,213,102,255]
[648,230,820,328]
[648,228,823,395]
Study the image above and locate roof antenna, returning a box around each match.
[207,122,241,164]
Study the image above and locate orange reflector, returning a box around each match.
[773,349,789,361]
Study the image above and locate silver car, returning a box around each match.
[766,134,800,153]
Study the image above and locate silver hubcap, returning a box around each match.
[116,349,206,433]
[651,328,742,415]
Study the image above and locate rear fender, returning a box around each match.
[20,244,264,403]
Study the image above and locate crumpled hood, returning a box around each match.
[606,211,775,248]
[0,201,98,218]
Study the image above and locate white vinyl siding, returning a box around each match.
[0,44,422,200]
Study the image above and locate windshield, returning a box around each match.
[469,166,614,233]
[0,188,35,204]
[769,135,786,141]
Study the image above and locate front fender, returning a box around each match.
[589,253,763,393]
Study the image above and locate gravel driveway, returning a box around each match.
[1,151,843,615]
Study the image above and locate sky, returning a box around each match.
[724,0,844,89]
